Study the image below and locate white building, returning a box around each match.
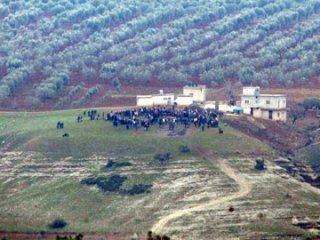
[136,95,153,107]
[136,91,175,107]
[152,93,175,106]
[175,95,194,106]
[137,85,208,107]
[183,84,207,103]
[240,86,287,122]
[203,101,217,110]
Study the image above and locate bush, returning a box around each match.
[302,98,320,110]
[255,159,265,171]
[111,78,121,91]
[96,175,127,192]
[49,218,67,229]
[101,160,133,171]
[126,184,152,195]
[154,153,171,162]
[56,234,84,240]
[80,177,97,185]
[179,145,190,153]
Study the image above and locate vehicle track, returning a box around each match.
[152,149,252,234]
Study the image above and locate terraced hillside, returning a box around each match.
[0,110,320,239]
[1,0,320,110]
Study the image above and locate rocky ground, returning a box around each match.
[223,115,320,190]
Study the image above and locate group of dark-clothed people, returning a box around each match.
[103,106,222,132]
[57,106,223,137]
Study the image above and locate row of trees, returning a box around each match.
[1,0,320,103]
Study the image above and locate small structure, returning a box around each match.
[204,101,217,110]
[136,95,153,107]
[136,90,175,107]
[175,95,194,106]
[183,84,207,103]
[240,86,287,122]
[136,84,207,107]
[152,92,175,106]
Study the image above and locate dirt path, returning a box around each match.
[151,150,252,234]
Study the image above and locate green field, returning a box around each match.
[0,110,319,239]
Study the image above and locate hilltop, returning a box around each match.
[0,109,320,239]
[1,0,320,110]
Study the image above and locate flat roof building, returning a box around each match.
[240,87,287,122]
[183,84,207,103]
[136,91,174,107]
[136,84,208,107]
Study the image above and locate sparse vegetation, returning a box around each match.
[81,175,128,193]
[126,184,152,196]
[56,234,83,240]
[255,159,265,171]
[179,145,190,153]
[302,98,320,110]
[0,110,319,239]
[154,153,171,163]
[49,218,67,229]
[101,160,132,171]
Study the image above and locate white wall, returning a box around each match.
[204,101,217,110]
[153,94,175,106]
[219,104,237,113]
[241,96,259,108]
[261,110,287,121]
[243,86,260,96]
[183,86,206,102]
[137,96,153,106]
[175,96,193,106]
[259,95,287,109]
[241,95,286,109]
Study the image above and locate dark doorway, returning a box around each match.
[268,110,273,120]
[250,108,254,116]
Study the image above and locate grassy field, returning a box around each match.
[0,109,319,239]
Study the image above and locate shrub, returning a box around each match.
[255,159,265,171]
[126,184,152,195]
[56,234,84,240]
[154,153,171,162]
[80,177,97,185]
[179,145,190,153]
[111,78,121,91]
[49,218,67,229]
[101,160,133,171]
[95,175,127,192]
[302,98,320,110]
[85,85,100,98]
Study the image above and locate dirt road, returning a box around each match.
[151,151,252,234]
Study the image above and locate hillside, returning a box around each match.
[0,110,320,239]
[1,0,320,110]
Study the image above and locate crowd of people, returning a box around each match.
[74,106,223,132]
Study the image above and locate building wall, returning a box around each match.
[243,86,260,96]
[241,95,286,109]
[175,96,194,106]
[261,110,287,121]
[241,92,287,122]
[183,86,206,102]
[152,94,175,106]
[218,104,237,113]
[259,96,287,109]
[241,96,260,109]
[204,101,217,110]
[253,108,262,118]
[137,96,153,106]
